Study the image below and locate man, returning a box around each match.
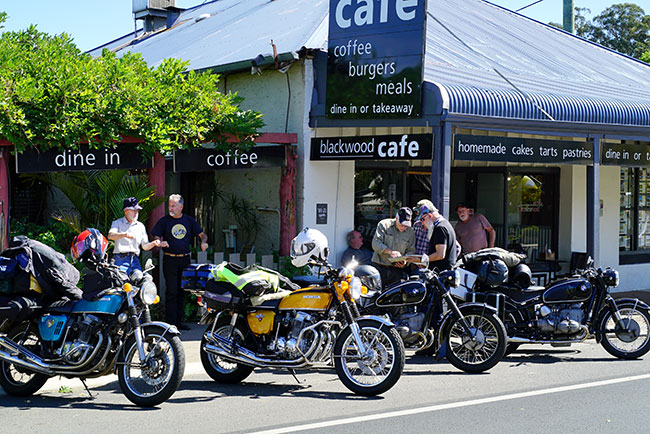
[371,207,416,287]
[413,199,435,255]
[454,203,495,254]
[108,197,160,275]
[152,194,208,330]
[418,203,457,272]
[340,230,373,266]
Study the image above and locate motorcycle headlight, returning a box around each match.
[140,281,158,305]
[350,277,362,300]
[603,269,619,287]
[440,269,460,288]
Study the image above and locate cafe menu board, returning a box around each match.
[620,169,634,251]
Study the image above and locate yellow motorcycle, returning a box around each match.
[198,228,405,396]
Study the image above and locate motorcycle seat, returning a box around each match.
[44,299,76,313]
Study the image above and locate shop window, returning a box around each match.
[619,168,650,263]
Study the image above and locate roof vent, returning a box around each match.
[133,0,177,32]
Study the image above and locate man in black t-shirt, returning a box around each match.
[416,204,457,272]
[152,194,208,330]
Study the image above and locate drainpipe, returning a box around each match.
[563,0,574,34]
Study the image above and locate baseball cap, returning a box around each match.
[396,207,413,227]
[417,205,432,222]
[123,197,143,211]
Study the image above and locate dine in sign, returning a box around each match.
[326,0,425,119]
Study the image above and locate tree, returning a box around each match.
[576,3,650,59]
[0,24,264,155]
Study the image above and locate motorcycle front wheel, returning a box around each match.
[445,312,506,373]
[200,317,254,384]
[0,324,50,396]
[334,319,405,396]
[600,306,650,359]
[117,328,185,407]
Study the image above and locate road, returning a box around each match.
[1,324,650,434]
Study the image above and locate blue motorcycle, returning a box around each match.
[0,230,185,407]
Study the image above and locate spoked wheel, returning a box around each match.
[200,317,254,384]
[118,328,185,407]
[0,324,50,396]
[600,306,650,359]
[334,319,405,396]
[445,312,507,373]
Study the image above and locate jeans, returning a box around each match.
[113,253,142,277]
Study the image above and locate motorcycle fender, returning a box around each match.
[353,315,395,328]
[437,303,499,353]
[139,321,181,337]
[595,298,650,343]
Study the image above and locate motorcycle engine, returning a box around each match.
[58,314,102,364]
[534,304,584,335]
[276,311,318,358]
[395,311,426,344]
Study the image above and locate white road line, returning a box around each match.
[250,373,650,434]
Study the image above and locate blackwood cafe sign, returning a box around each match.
[326,0,425,119]
[453,135,594,165]
[15,145,153,173]
[173,145,286,172]
[310,134,432,160]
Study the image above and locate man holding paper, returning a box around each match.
[371,207,417,287]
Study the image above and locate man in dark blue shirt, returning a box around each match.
[152,194,208,330]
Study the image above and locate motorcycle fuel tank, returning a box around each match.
[375,280,427,307]
[278,288,332,311]
[543,278,592,303]
[71,294,124,314]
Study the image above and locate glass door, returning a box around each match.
[506,173,556,262]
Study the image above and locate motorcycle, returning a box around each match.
[464,256,650,359]
[197,256,406,396]
[357,262,507,373]
[0,237,185,407]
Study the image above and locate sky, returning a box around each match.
[1,0,650,52]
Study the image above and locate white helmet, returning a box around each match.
[290,228,329,267]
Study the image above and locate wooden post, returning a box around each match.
[279,145,297,256]
[147,152,166,233]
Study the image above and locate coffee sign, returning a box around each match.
[310,134,432,160]
[173,145,286,172]
[454,135,594,165]
[16,145,153,173]
[326,0,425,119]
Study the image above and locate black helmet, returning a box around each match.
[510,263,532,288]
[477,259,508,287]
[355,264,382,293]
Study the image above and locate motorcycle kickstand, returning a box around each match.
[79,378,96,399]
[288,368,306,385]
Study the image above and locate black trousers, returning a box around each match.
[372,262,409,288]
[163,255,191,325]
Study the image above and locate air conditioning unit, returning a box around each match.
[133,0,176,15]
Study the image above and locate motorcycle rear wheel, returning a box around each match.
[200,318,254,384]
[334,319,405,396]
[0,324,50,396]
[117,329,185,407]
[600,306,650,359]
[445,312,506,373]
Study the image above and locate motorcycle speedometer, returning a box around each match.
[350,277,362,300]
[140,281,158,305]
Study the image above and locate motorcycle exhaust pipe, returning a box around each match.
[204,334,310,368]
[0,348,54,376]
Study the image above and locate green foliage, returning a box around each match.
[575,4,650,59]
[28,170,165,235]
[278,255,310,278]
[9,217,75,253]
[0,26,264,155]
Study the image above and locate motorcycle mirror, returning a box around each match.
[143,258,155,273]
[586,256,594,268]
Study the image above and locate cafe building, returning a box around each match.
[89,0,650,290]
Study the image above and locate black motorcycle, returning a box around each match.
[357,265,507,373]
[465,257,650,359]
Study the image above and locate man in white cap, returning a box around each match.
[371,207,416,287]
[108,197,160,275]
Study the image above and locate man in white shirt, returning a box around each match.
[108,197,160,275]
